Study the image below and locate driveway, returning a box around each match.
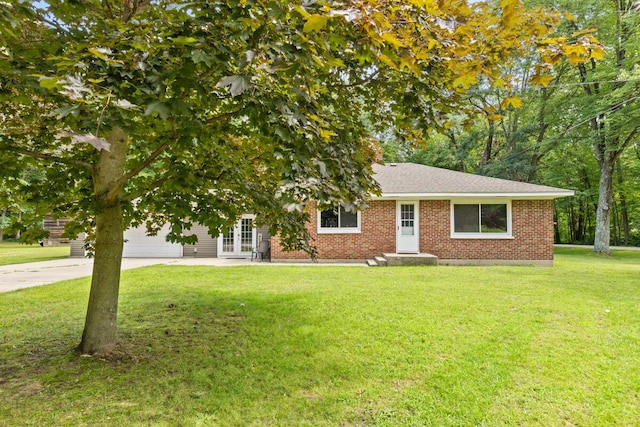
[0,257,256,293]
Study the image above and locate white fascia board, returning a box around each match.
[371,191,575,200]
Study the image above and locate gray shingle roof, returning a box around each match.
[372,163,573,198]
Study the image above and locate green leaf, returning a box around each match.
[48,105,79,119]
[216,75,252,97]
[303,14,328,33]
[191,50,213,67]
[38,76,60,90]
[144,101,171,119]
[172,36,198,45]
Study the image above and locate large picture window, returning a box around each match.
[451,201,511,238]
[318,206,360,234]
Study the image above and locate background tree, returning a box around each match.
[381,0,640,250]
[0,0,600,354]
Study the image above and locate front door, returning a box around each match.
[396,201,419,253]
[218,215,256,258]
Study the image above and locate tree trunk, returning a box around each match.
[445,132,466,172]
[593,154,615,255]
[16,210,22,239]
[480,119,495,166]
[616,161,631,245]
[79,127,128,355]
[0,208,5,241]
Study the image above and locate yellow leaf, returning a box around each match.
[492,78,506,89]
[452,73,477,90]
[538,36,567,46]
[382,32,404,49]
[414,47,430,60]
[530,74,553,87]
[499,0,520,7]
[589,46,606,61]
[308,114,323,123]
[319,128,337,141]
[564,11,578,21]
[326,56,345,67]
[293,5,310,19]
[501,96,523,109]
[571,26,597,38]
[88,47,108,61]
[303,14,328,33]
[378,53,398,69]
[400,57,421,77]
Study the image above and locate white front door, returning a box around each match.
[218,215,256,258]
[396,201,419,253]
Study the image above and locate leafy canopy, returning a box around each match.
[0,0,602,248]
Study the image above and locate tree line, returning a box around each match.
[381,0,640,248]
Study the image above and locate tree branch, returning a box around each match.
[124,173,172,202]
[115,140,173,191]
[327,69,381,89]
[122,0,151,22]
[621,125,640,152]
[205,109,243,124]
[3,143,93,170]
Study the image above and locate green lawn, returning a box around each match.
[1,248,639,426]
[0,242,70,266]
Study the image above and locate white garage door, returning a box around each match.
[122,224,183,258]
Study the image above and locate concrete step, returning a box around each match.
[382,253,438,266]
[366,259,378,267]
[374,256,388,267]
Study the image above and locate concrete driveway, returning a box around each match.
[0,257,256,293]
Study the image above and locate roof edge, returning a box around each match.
[372,191,575,200]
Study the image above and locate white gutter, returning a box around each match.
[371,191,575,200]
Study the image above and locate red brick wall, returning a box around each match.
[270,201,396,260]
[420,199,554,261]
[271,199,555,261]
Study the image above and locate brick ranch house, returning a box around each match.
[270,162,573,266]
[70,162,572,266]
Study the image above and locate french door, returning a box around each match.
[218,215,256,257]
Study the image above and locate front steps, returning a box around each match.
[367,252,438,267]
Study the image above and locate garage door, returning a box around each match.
[122,224,183,258]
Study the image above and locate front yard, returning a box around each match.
[0,242,70,266]
[1,248,639,426]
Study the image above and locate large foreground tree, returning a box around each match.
[0,0,601,354]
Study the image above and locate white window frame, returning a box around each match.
[450,199,513,239]
[317,206,361,234]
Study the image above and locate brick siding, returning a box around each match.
[271,199,554,261]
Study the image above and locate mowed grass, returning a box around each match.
[1,248,639,426]
[0,242,70,266]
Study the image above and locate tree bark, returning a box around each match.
[0,208,5,241]
[480,119,495,166]
[16,210,22,239]
[616,161,631,245]
[79,127,128,354]
[593,153,615,255]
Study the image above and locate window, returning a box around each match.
[451,201,511,238]
[318,206,360,234]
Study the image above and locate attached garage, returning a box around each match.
[70,219,270,259]
[122,224,183,258]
